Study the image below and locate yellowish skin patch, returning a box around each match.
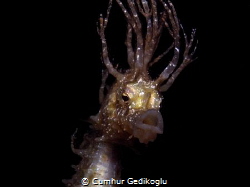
[124,78,162,111]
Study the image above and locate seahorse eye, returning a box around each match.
[122,94,129,102]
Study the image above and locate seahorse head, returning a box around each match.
[91,0,197,144]
[94,72,163,144]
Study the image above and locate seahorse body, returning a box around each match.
[64,140,120,186]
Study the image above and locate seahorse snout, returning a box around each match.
[133,109,163,144]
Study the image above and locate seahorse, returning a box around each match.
[63,0,197,186]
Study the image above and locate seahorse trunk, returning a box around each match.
[64,141,121,187]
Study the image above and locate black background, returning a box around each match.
[10,0,249,186]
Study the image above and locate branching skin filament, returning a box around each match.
[63,0,197,186]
